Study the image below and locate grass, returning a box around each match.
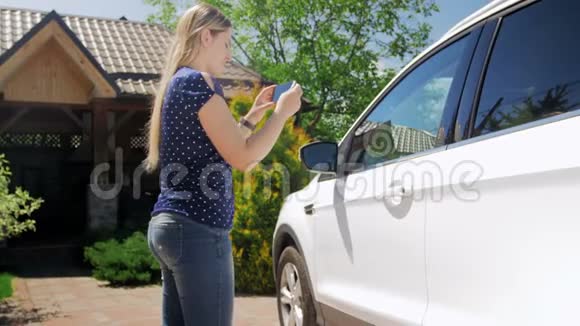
[0,272,14,300]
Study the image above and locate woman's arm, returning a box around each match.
[198,72,301,172]
[237,118,253,139]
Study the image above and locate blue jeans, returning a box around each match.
[147,212,234,326]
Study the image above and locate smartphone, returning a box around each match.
[272,81,296,102]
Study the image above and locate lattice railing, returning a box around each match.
[129,135,146,149]
[0,133,86,149]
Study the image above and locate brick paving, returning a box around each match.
[0,276,279,325]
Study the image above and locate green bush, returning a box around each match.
[229,90,313,294]
[82,225,144,249]
[0,272,13,300]
[0,153,43,241]
[83,231,160,286]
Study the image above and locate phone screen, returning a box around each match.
[272,81,295,102]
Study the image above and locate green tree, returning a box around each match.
[144,0,438,141]
[0,154,43,241]
[145,0,180,30]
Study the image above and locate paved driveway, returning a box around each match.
[1,276,279,325]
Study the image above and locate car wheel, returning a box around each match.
[276,246,318,326]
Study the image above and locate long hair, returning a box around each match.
[144,3,231,173]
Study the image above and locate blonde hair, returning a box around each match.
[143,3,231,173]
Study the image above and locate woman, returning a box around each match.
[143,3,302,326]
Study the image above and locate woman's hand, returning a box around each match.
[244,85,276,125]
[275,83,303,120]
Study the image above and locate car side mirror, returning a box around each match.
[299,141,337,174]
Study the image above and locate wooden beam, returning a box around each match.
[91,98,151,111]
[108,110,136,138]
[0,108,30,134]
[0,98,148,112]
[92,104,109,167]
[0,100,89,111]
[83,112,92,146]
[59,107,84,129]
[107,111,116,155]
[59,107,90,138]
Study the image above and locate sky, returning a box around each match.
[0,0,489,68]
[428,0,489,42]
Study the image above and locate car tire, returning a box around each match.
[276,246,318,326]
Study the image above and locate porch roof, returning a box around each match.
[0,6,262,97]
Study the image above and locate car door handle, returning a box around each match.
[304,203,315,215]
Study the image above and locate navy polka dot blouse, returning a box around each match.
[151,66,235,230]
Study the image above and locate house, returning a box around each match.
[348,119,438,166]
[0,6,264,246]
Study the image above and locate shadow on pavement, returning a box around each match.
[0,299,60,326]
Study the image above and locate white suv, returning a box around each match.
[272,0,580,325]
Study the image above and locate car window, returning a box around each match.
[346,35,471,170]
[473,0,580,137]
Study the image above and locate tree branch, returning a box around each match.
[306,101,325,134]
[232,35,255,66]
[273,17,287,63]
[345,12,367,65]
